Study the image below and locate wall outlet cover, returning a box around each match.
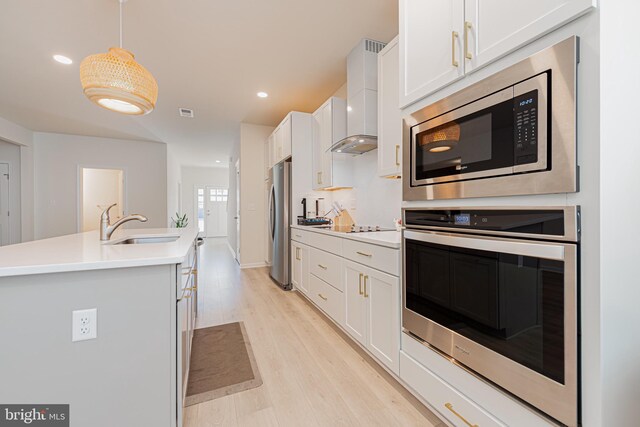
[72,308,97,342]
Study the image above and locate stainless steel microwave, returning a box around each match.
[403,36,578,201]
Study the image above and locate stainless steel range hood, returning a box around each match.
[331,39,385,155]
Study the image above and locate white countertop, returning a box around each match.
[0,227,199,278]
[291,224,401,249]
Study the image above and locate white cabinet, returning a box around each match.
[264,134,274,180]
[399,0,595,108]
[399,0,464,108]
[343,259,400,374]
[465,0,595,72]
[271,113,294,166]
[291,241,309,295]
[377,36,402,177]
[311,97,351,190]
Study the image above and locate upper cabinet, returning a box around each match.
[311,97,351,190]
[377,36,402,178]
[271,113,295,166]
[264,134,274,180]
[399,0,595,109]
[399,0,465,108]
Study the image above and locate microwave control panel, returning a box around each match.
[514,90,538,165]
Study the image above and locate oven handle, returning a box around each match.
[404,229,565,261]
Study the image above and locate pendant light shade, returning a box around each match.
[80,47,158,115]
[80,0,158,115]
[419,122,461,153]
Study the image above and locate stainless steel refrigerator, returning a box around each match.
[269,160,291,290]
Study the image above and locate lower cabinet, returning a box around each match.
[343,259,400,374]
[309,273,345,326]
[400,351,504,427]
[291,241,309,295]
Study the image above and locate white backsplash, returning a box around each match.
[300,150,402,228]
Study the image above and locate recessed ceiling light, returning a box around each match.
[257,92,268,98]
[347,106,353,112]
[53,54,73,65]
[215,160,221,163]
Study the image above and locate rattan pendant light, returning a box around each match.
[80,0,158,115]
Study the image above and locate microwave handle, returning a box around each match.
[404,230,566,261]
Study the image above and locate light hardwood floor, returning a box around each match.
[185,238,445,427]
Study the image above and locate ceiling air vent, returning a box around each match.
[179,108,194,118]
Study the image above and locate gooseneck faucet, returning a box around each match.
[100,203,148,241]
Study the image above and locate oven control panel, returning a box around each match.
[514,90,539,165]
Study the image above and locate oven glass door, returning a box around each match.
[404,230,570,385]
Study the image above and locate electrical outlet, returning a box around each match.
[72,308,97,342]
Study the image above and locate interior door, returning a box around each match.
[0,163,9,246]
[235,161,240,262]
[205,187,228,237]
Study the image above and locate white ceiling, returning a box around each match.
[0,0,398,167]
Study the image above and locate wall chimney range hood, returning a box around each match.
[331,39,386,155]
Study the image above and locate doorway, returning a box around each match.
[0,163,9,246]
[79,167,125,232]
[235,160,240,262]
[205,187,228,237]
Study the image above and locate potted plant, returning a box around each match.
[172,213,189,228]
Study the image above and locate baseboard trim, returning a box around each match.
[240,262,267,269]
[226,241,236,259]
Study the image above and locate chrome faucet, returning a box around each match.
[100,203,148,241]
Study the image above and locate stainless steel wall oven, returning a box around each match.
[402,206,579,426]
[403,36,578,201]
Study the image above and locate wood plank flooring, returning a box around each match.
[185,238,445,427]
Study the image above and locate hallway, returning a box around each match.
[185,238,443,427]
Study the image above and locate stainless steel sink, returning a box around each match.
[109,235,180,245]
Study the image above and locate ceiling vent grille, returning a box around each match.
[365,39,386,54]
[179,108,194,118]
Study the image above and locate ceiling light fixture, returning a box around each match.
[215,160,221,163]
[53,54,73,65]
[257,92,268,98]
[79,0,158,115]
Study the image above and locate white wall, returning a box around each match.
[81,168,124,232]
[227,140,240,257]
[180,166,229,229]
[600,1,640,425]
[0,139,22,244]
[166,144,182,227]
[239,123,274,267]
[33,132,167,239]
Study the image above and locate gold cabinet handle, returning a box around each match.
[186,286,197,291]
[358,273,364,295]
[295,234,302,238]
[317,171,322,184]
[451,31,459,67]
[444,403,478,427]
[395,145,400,166]
[317,293,327,301]
[318,264,328,270]
[363,275,369,298]
[296,247,300,260]
[356,251,372,257]
[464,22,472,60]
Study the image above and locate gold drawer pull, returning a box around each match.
[451,31,459,67]
[356,251,372,257]
[295,234,302,238]
[186,286,197,291]
[318,264,328,270]
[363,275,369,298]
[464,22,473,60]
[358,273,364,295]
[317,293,327,301]
[444,403,478,427]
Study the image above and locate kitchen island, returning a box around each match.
[0,227,199,427]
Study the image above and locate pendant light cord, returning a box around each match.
[119,0,123,48]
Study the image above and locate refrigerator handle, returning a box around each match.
[269,184,276,240]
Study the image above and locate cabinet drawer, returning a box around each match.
[307,231,342,255]
[309,248,343,291]
[400,351,504,427]
[342,239,399,276]
[291,229,311,244]
[309,274,344,326]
